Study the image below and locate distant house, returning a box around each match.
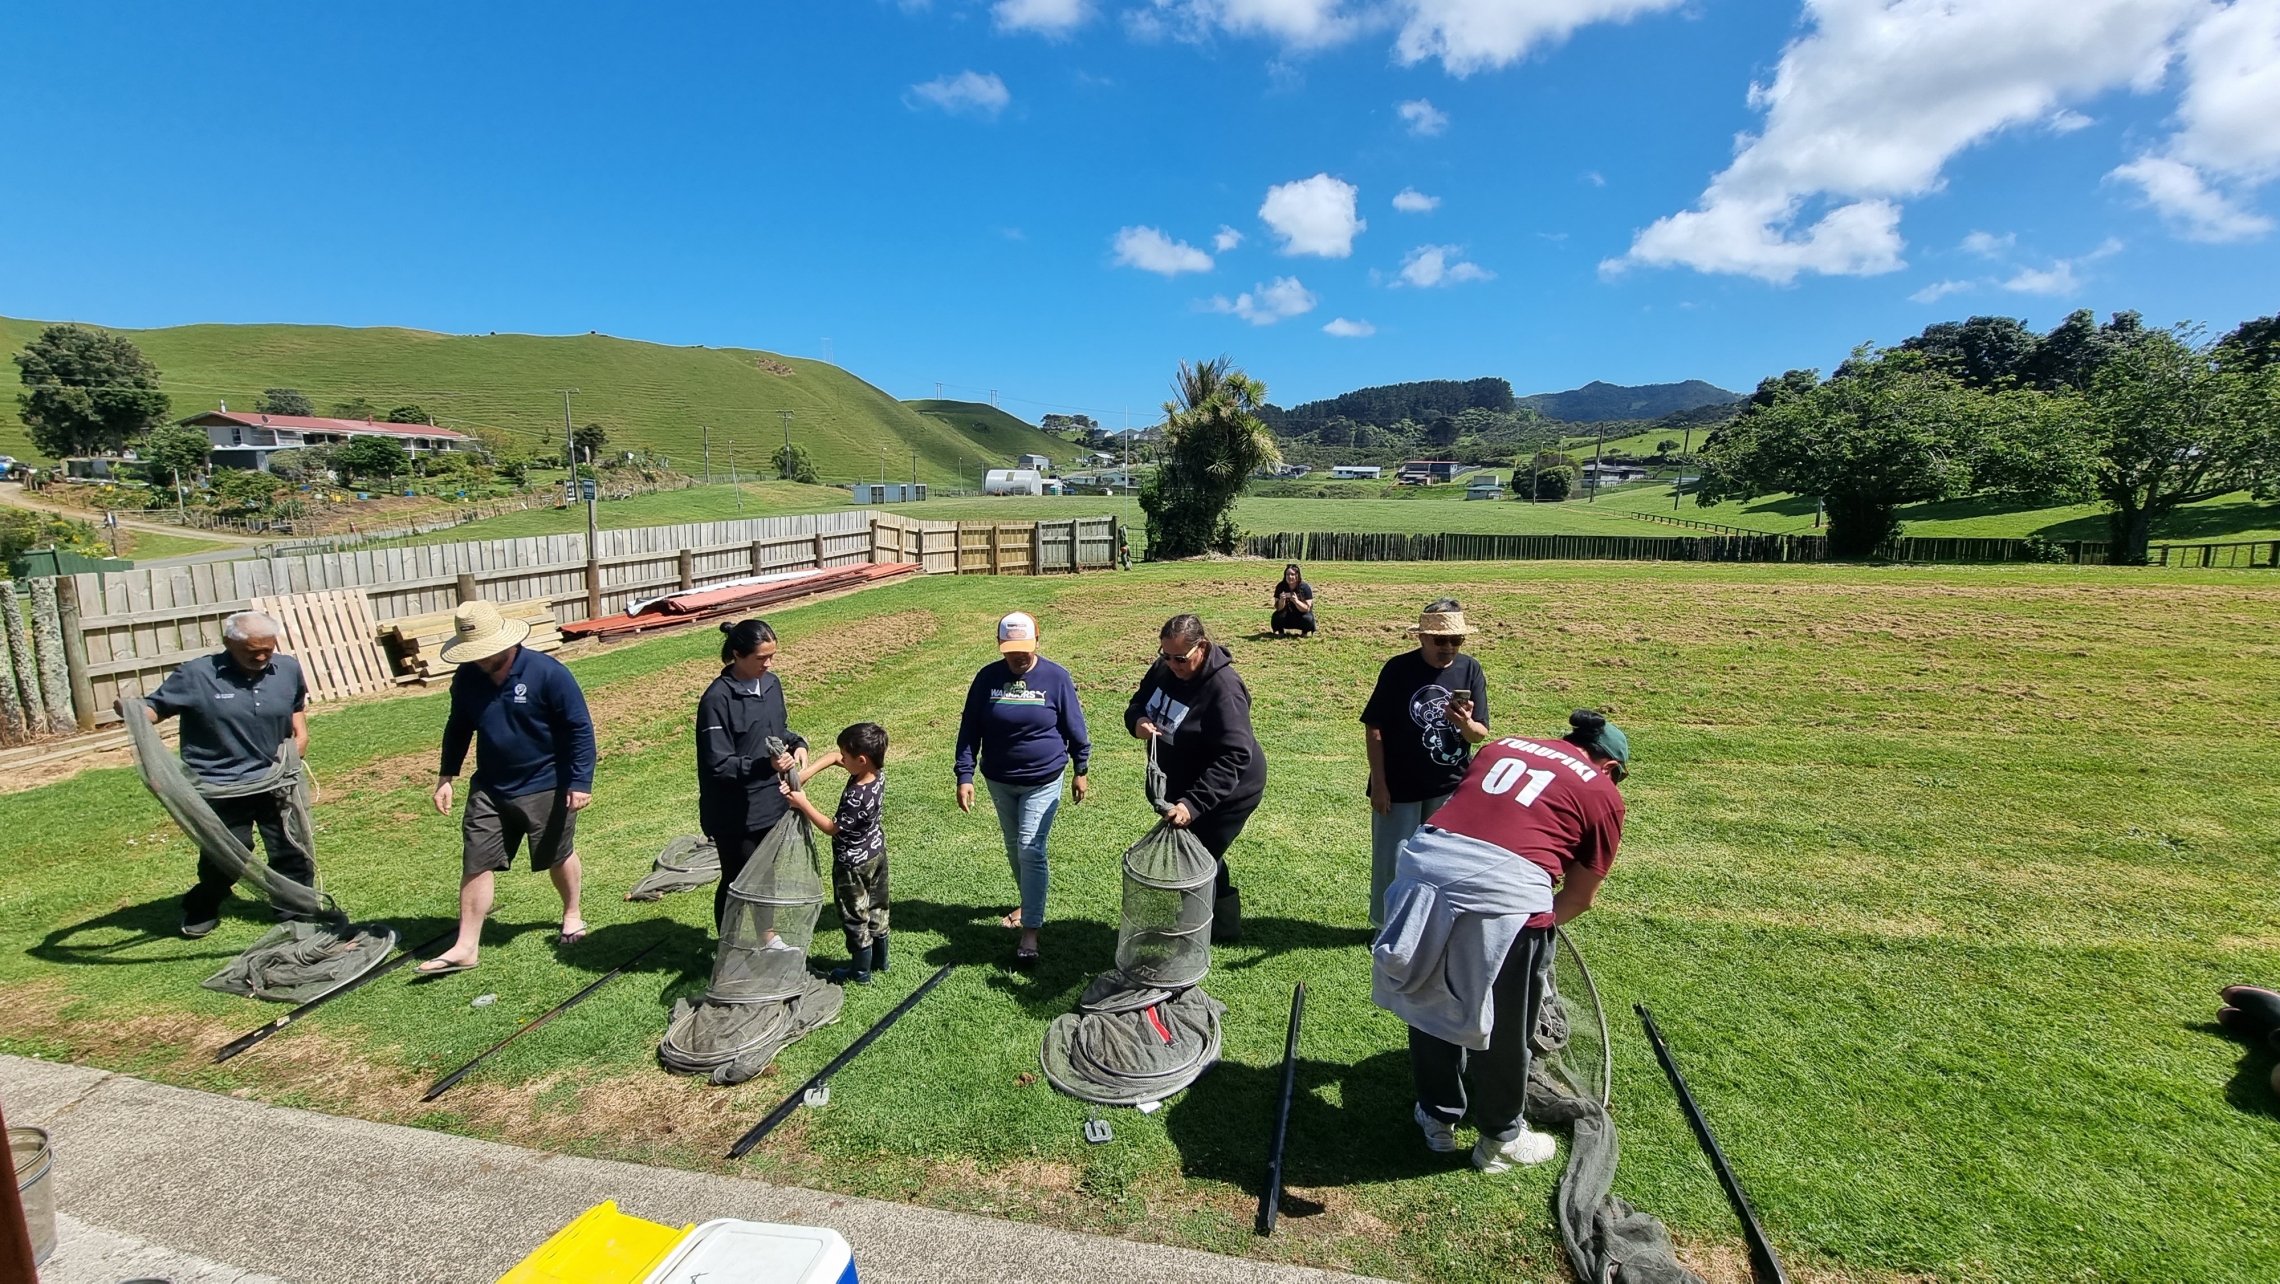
[1397,460,1467,485]
[1016,453,1053,470]
[1464,476,1505,500]
[985,468,1047,496]
[1580,461,1650,487]
[851,482,928,503]
[1264,462,1311,479]
[1331,465,1382,480]
[1084,451,1120,466]
[180,409,476,473]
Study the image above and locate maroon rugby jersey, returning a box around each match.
[1424,735,1625,928]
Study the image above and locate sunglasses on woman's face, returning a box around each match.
[1160,642,1202,664]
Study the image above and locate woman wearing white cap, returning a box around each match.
[954,611,1091,969]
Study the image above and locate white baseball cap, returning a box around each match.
[997,611,1039,653]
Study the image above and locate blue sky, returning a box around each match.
[4,1,2276,419]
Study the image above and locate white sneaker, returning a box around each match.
[1472,1126,1557,1173]
[1414,1104,1458,1154]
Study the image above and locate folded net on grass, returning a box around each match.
[660,811,843,1085]
[627,834,720,901]
[1530,927,1706,1284]
[1042,743,1226,1106]
[121,696,397,1003]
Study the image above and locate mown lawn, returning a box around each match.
[3,563,2275,1283]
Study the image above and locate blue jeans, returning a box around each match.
[1371,792,1450,930]
[987,777,1063,930]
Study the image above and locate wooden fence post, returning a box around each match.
[678,548,695,589]
[456,572,478,605]
[752,539,767,575]
[54,575,95,731]
[28,578,72,734]
[813,531,828,569]
[1031,523,1044,576]
[989,525,1002,576]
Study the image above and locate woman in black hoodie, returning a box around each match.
[1124,614,1266,941]
[695,619,808,928]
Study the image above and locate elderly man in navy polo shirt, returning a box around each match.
[134,609,313,938]
[418,600,597,976]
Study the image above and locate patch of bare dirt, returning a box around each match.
[582,609,941,739]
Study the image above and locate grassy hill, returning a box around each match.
[903,399,1075,463]
[0,317,1072,482]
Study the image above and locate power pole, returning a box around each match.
[583,447,599,546]
[935,382,943,400]
[728,442,742,512]
[557,388,580,503]
[776,410,794,479]
[703,426,712,483]
[1589,425,1605,503]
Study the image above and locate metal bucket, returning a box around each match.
[10,1125,56,1266]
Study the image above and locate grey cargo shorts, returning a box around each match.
[463,787,576,877]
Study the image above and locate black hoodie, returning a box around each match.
[695,669,809,836]
[1123,642,1266,818]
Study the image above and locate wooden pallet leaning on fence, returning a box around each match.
[247,590,398,704]
[377,600,562,686]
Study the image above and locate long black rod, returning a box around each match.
[1637,1005,1790,1284]
[1255,980,1307,1236]
[215,927,456,1063]
[422,938,664,1102]
[728,963,956,1159]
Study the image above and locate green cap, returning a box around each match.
[1568,710,1629,766]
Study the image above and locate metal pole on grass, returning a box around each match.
[703,426,712,484]
[1637,1005,1789,1284]
[1255,981,1306,1236]
[728,964,957,1159]
[422,938,665,1102]
[216,928,455,1062]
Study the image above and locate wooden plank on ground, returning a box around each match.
[250,589,396,703]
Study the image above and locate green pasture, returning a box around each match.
[5,563,2276,1280]
[0,317,1072,481]
[1590,484,2280,544]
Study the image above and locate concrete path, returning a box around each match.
[0,482,265,545]
[4,1056,1388,1284]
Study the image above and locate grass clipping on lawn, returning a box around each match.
[2,564,2276,1284]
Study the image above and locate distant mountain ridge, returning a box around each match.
[1518,380,1744,423]
[1261,377,1513,429]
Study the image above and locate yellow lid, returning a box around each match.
[495,1200,694,1284]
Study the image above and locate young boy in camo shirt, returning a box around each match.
[782,722,890,985]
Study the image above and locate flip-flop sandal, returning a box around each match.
[558,925,590,945]
[999,910,1023,930]
[415,960,476,977]
[1011,949,1040,972]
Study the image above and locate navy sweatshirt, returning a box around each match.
[954,656,1091,786]
[439,647,596,798]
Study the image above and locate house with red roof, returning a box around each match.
[179,408,476,472]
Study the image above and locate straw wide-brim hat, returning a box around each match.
[1410,609,1479,637]
[439,600,531,663]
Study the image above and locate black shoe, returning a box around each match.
[180,915,219,939]
[870,934,889,973]
[1211,889,1243,944]
[830,943,874,985]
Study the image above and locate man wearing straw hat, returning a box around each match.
[1361,597,1490,931]
[419,600,597,975]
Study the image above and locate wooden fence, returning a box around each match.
[19,509,1122,730]
[1244,530,1823,563]
[2148,539,2280,568]
[1247,529,2118,566]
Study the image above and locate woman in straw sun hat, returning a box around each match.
[418,599,597,975]
[1359,597,1490,931]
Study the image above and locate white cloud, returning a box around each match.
[1396,243,1493,286]
[1609,0,2204,284]
[1323,317,1377,337]
[1260,173,1366,257]
[908,70,1012,117]
[994,0,1088,34]
[1960,230,2016,257]
[1398,98,1450,136]
[2002,262,2081,294]
[2111,0,2280,241]
[1149,0,1360,48]
[1213,225,1245,251]
[1392,0,1689,75]
[2047,109,2096,132]
[1392,187,1442,212]
[1581,170,1606,187]
[1209,276,1319,325]
[1112,226,1215,275]
[1910,279,1977,303]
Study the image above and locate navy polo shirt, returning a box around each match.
[438,646,596,798]
[148,652,308,783]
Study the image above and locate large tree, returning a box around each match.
[336,435,410,481]
[1698,349,1984,556]
[2021,309,2144,391]
[2079,325,2275,562]
[574,422,610,455]
[384,403,432,425]
[12,324,171,458]
[1899,315,2041,389]
[1140,357,1280,559]
[140,425,213,491]
[255,387,314,416]
[772,442,818,484]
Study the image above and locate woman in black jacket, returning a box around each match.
[1124,614,1266,942]
[696,619,808,928]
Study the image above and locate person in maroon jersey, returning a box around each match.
[1371,710,1630,1174]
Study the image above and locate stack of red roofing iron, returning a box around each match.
[562,562,921,642]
